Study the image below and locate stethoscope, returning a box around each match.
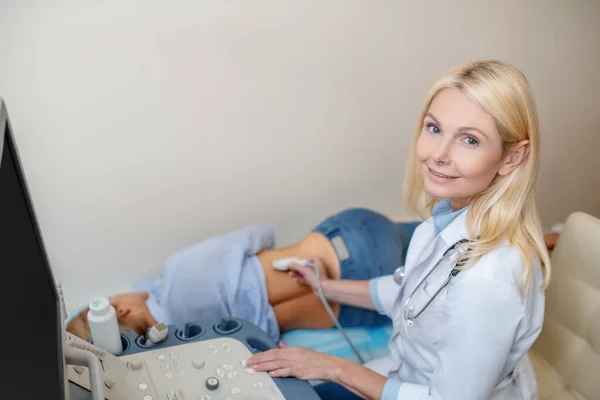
[393,238,471,326]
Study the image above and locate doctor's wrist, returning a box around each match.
[316,279,334,300]
[325,355,348,383]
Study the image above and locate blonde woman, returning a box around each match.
[247,60,551,400]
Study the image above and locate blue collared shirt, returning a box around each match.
[431,198,468,236]
[132,225,282,343]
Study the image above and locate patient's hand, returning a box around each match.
[287,257,329,293]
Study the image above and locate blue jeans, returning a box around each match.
[312,208,420,327]
[314,382,364,399]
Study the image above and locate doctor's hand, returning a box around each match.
[245,343,343,382]
[287,257,329,293]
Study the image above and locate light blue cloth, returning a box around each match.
[382,379,402,400]
[432,198,468,236]
[132,225,282,343]
[282,324,394,365]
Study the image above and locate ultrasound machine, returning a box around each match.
[0,98,321,400]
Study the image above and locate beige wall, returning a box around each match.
[0,0,598,307]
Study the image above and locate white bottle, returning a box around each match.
[87,297,123,354]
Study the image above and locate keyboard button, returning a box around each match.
[206,377,219,391]
[166,390,178,400]
[128,361,142,370]
[104,378,115,389]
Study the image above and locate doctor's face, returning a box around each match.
[416,88,506,210]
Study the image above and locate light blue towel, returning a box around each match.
[281,324,393,364]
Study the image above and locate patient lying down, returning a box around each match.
[67,208,418,343]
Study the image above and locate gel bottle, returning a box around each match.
[87,297,123,354]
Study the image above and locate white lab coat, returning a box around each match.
[367,210,544,399]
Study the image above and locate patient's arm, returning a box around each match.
[224,224,276,254]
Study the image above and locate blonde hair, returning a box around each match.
[403,60,551,292]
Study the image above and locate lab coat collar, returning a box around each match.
[438,206,470,246]
[406,208,471,286]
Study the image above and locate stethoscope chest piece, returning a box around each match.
[393,266,406,285]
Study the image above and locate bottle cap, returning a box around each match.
[88,297,111,317]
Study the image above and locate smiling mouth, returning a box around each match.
[428,168,458,179]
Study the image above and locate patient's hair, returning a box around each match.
[66,309,93,341]
[403,59,551,292]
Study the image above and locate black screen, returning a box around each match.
[0,104,65,399]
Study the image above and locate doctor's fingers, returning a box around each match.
[287,264,318,284]
[246,348,285,366]
[249,354,315,380]
[247,347,307,367]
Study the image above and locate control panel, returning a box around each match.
[67,317,320,400]
[121,336,284,400]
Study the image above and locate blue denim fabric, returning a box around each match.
[312,208,420,327]
[313,382,364,400]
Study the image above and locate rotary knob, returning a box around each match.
[206,377,219,391]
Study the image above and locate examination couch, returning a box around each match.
[529,211,600,400]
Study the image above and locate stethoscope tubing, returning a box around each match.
[398,239,471,325]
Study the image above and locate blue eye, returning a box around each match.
[427,124,441,135]
[463,137,479,146]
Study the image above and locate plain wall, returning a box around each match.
[0,0,599,308]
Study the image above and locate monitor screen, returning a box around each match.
[0,100,66,399]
